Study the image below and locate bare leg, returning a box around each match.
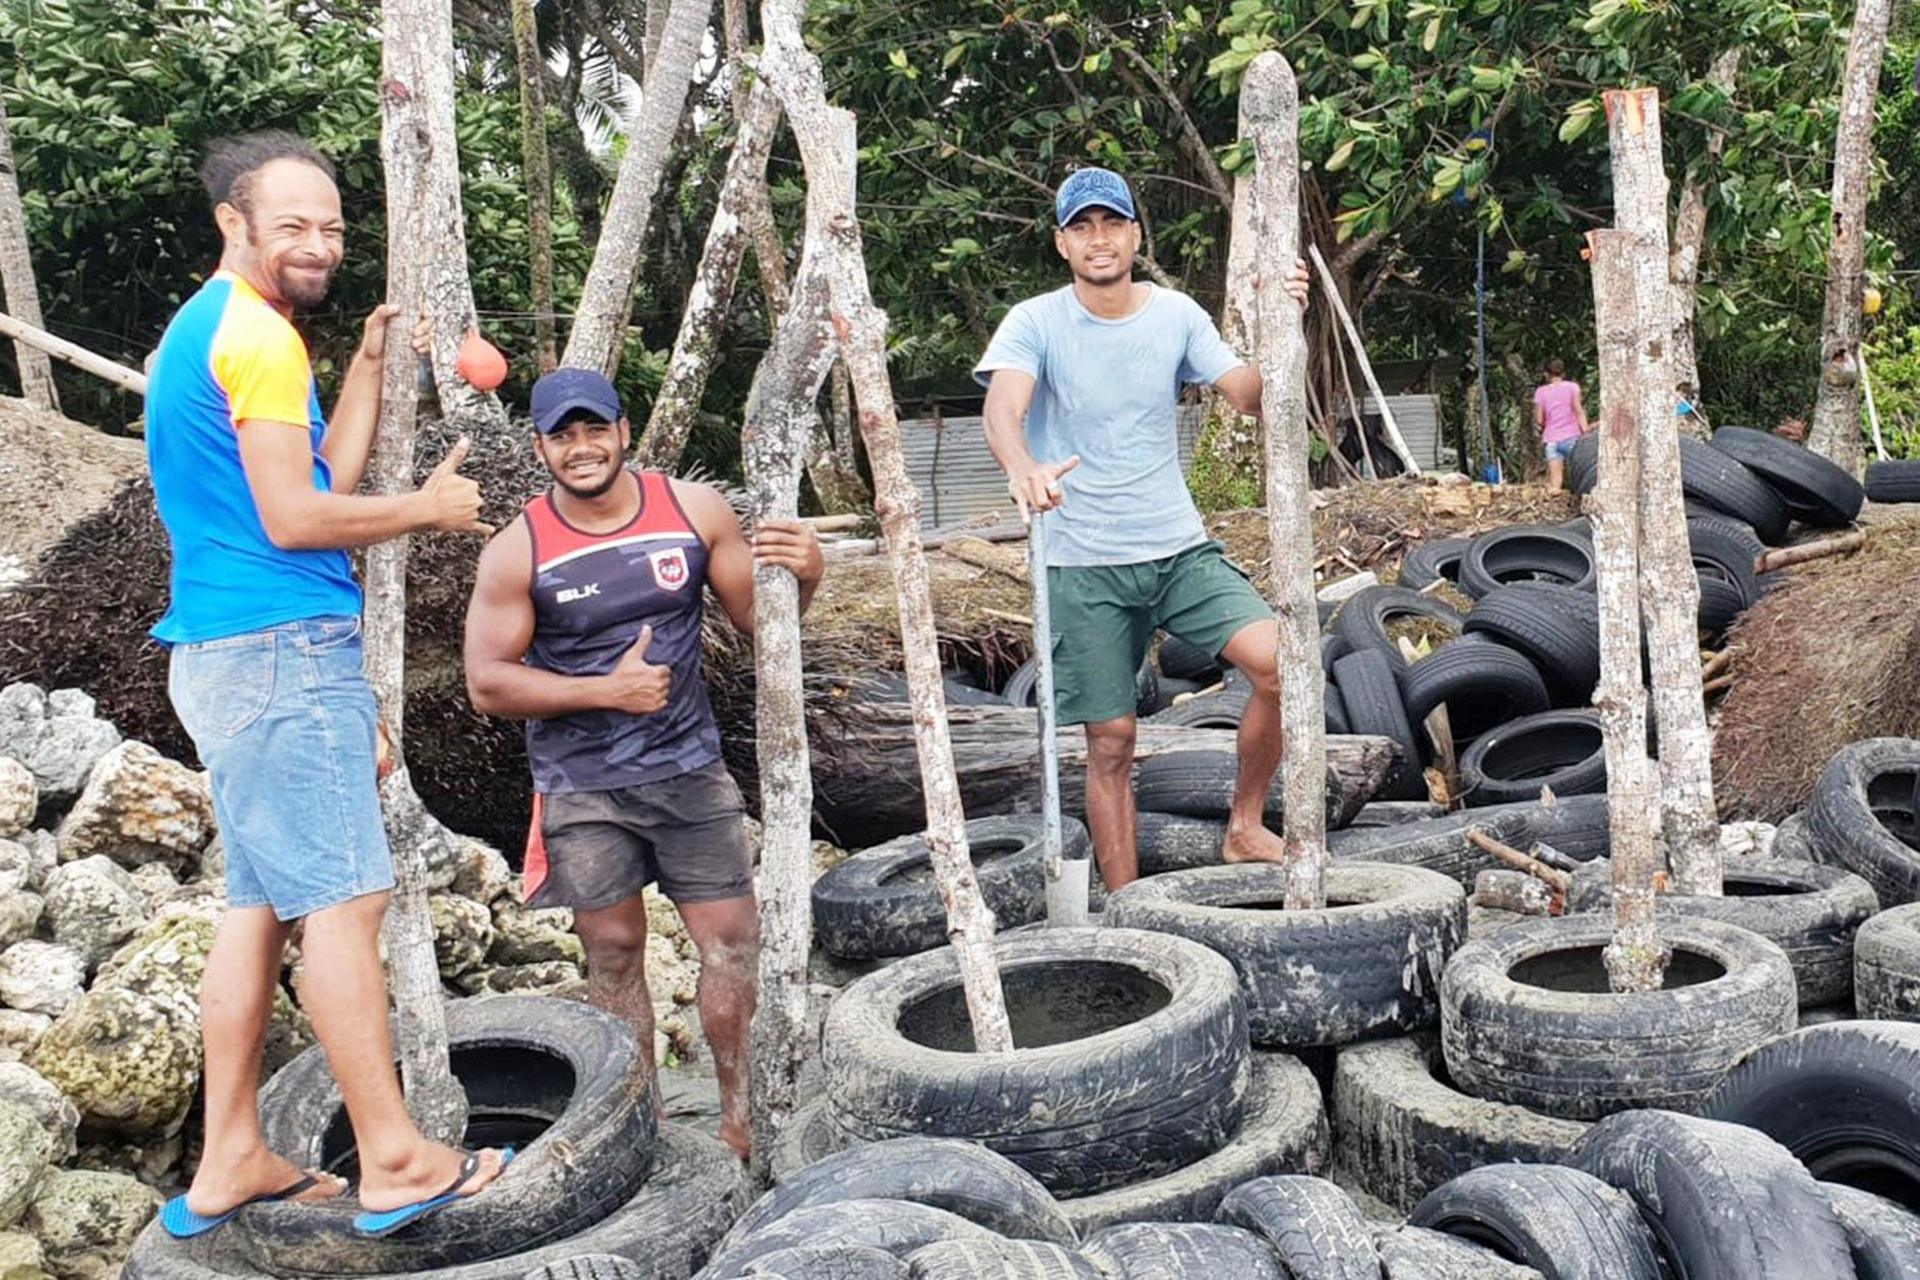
[1220,619,1288,865]
[299,891,506,1214]
[677,895,759,1161]
[1083,716,1140,890]
[186,906,345,1215]
[570,894,662,1120]
[1547,456,1565,493]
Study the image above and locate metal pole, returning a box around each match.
[1031,513,1089,925]
[1475,222,1497,482]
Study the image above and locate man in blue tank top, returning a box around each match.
[464,368,824,1161]
[977,166,1309,890]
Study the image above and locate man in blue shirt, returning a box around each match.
[147,130,505,1238]
[977,167,1307,889]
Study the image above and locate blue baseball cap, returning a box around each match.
[530,367,623,433]
[1055,167,1137,226]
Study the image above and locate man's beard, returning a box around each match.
[550,459,624,500]
[274,262,336,308]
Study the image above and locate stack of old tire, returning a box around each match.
[121,997,751,1280]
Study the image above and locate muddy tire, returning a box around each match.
[125,1125,748,1280]
[1106,862,1465,1048]
[1773,811,1815,861]
[1678,434,1791,543]
[717,1137,1074,1253]
[906,1240,1101,1279]
[1571,1109,1853,1279]
[1350,801,1447,828]
[1331,587,1466,673]
[1824,1183,1920,1280]
[1807,738,1920,907]
[1440,915,1796,1120]
[1216,1176,1380,1280]
[1400,538,1472,591]
[241,998,656,1275]
[1331,1036,1589,1214]
[1145,689,1247,730]
[702,1201,999,1278]
[1133,812,1225,876]
[1331,647,1426,800]
[1330,795,1611,887]
[1565,856,1878,1007]
[1131,749,1360,830]
[1457,711,1605,808]
[1702,1020,1920,1204]
[1372,1224,1546,1279]
[1408,1164,1662,1280]
[1058,1051,1329,1235]
[812,816,1089,960]
[1460,584,1602,707]
[1708,425,1864,528]
[737,1245,909,1278]
[1079,1223,1286,1280]
[1866,461,1920,505]
[1856,904,1920,1021]
[520,1260,643,1280]
[768,1099,848,1185]
[821,927,1249,1197]
[1400,641,1551,747]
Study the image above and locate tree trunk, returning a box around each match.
[643,0,669,79]
[1199,170,1263,498]
[805,360,868,512]
[759,0,1013,1053]
[560,0,713,377]
[1243,52,1325,910]
[639,76,782,469]
[1606,87,1721,897]
[1667,47,1740,426]
[1587,228,1668,994]
[1807,0,1895,473]
[510,0,558,373]
[0,98,59,413]
[739,183,838,1184]
[369,0,475,1145]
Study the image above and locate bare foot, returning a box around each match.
[718,1119,750,1163]
[1222,821,1287,866]
[185,1145,347,1217]
[356,1143,508,1214]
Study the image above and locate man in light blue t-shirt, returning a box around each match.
[976,166,1306,889]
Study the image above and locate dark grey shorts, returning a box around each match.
[525,762,752,912]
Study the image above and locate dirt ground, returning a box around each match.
[0,395,145,563]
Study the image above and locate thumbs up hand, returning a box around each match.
[417,436,492,534]
[605,624,671,715]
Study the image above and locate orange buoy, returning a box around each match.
[455,326,509,391]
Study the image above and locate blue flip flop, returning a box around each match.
[161,1172,340,1239]
[352,1147,515,1238]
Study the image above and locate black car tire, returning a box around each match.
[1079,1224,1286,1280]
[1457,711,1606,808]
[1708,425,1863,528]
[1458,526,1597,599]
[1215,1176,1380,1280]
[1807,738,1920,907]
[1399,642,1552,748]
[1408,1164,1662,1280]
[1678,434,1791,543]
[1856,904,1920,1022]
[1460,583,1602,707]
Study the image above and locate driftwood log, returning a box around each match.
[811,703,1395,842]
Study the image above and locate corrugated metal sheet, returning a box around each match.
[901,395,1445,531]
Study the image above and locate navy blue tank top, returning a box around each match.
[522,470,722,793]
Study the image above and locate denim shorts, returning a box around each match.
[168,616,395,920]
[1544,436,1580,462]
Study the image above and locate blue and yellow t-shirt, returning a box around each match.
[146,270,361,644]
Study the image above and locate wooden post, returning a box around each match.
[560,0,713,377]
[641,74,784,469]
[370,0,474,1145]
[0,312,145,396]
[509,0,558,373]
[759,0,1013,1052]
[1587,229,1668,994]
[0,100,57,412]
[1606,87,1721,897]
[740,200,837,1180]
[1307,244,1420,476]
[1807,0,1896,473]
[1243,52,1326,910]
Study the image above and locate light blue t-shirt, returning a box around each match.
[973,283,1243,567]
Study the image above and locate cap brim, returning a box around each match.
[535,396,621,433]
[1057,197,1135,226]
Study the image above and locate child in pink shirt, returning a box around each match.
[1533,358,1591,493]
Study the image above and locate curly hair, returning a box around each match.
[198,131,335,216]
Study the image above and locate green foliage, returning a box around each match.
[1867,322,1920,460]
[1186,412,1265,512]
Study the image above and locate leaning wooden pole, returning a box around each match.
[1307,244,1420,476]
[1587,229,1667,994]
[740,235,836,1180]
[1243,52,1326,910]
[1606,87,1721,897]
[759,0,1013,1052]
[0,312,145,396]
[0,99,57,412]
[370,0,471,1145]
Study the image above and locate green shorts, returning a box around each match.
[1047,540,1273,726]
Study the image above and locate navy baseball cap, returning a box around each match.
[1056,167,1138,226]
[530,367,623,433]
